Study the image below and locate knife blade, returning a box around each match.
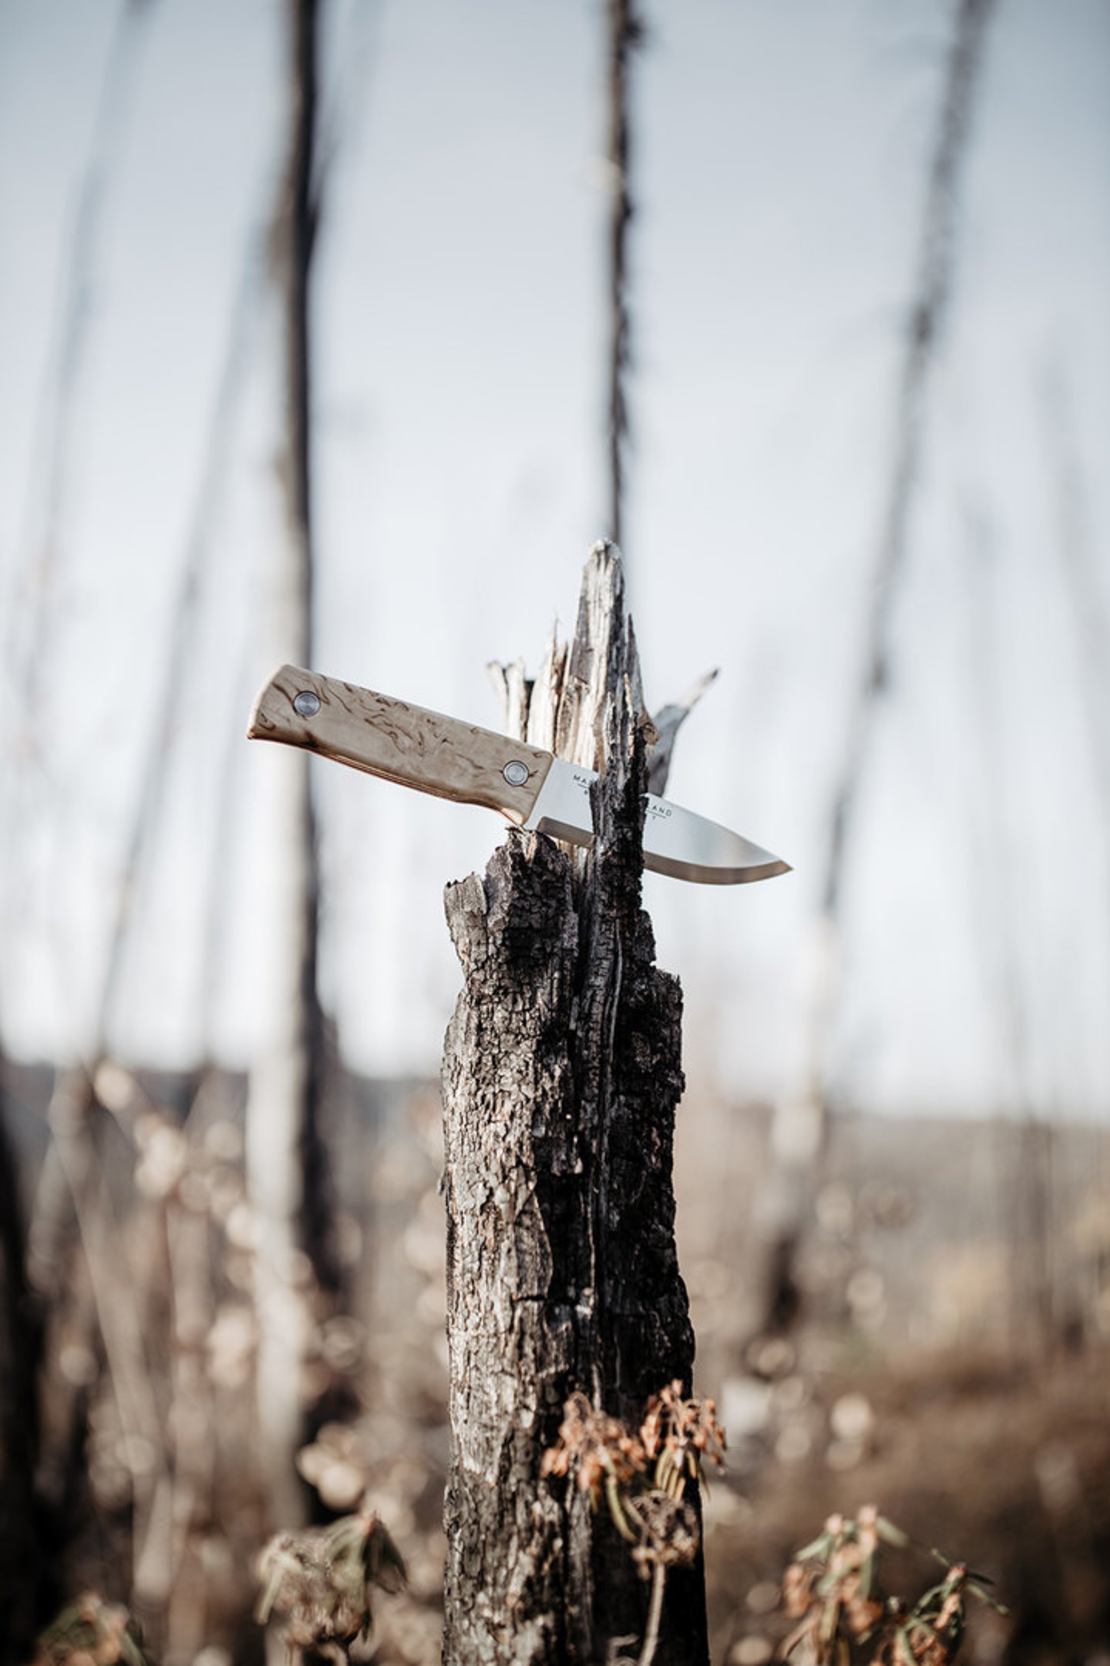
[247,664,790,886]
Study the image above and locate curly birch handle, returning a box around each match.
[247,664,553,823]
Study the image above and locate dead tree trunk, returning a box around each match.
[441,545,708,1666]
[245,0,330,1535]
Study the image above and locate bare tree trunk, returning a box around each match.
[441,546,708,1666]
[603,0,643,553]
[245,0,330,1536]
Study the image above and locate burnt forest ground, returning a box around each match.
[4,1062,1110,1665]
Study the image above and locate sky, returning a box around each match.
[1,0,1108,1119]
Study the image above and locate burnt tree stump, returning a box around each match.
[441,545,710,1665]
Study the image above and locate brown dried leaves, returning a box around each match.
[779,1507,1006,1666]
[541,1382,725,1576]
[255,1509,407,1662]
[32,1593,151,1666]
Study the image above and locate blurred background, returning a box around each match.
[1,2,1108,1663]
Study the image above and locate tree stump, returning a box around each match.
[441,544,709,1665]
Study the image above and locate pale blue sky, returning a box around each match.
[2,0,1108,1117]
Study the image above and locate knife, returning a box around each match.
[247,664,790,886]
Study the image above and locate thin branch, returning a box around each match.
[6,0,156,724]
[821,0,997,924]
[95,226,267,1056]
[637,1562,666,1666]
[758,0,998,1340]
[604,0,644,552]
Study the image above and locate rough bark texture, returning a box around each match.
[441,545,708,1665]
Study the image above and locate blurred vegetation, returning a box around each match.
[3,1058,1110,1663]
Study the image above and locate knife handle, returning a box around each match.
[247,664,553,823]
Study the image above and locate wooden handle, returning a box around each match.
[247,665,553,824]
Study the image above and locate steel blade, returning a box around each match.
[523,756,789,885]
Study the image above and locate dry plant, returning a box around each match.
[254,1507,407,1664]
[779,1506,1006,1666]
[31,1593,153,1666]
[26,1059,372,1659]
[542,1382,725,1666]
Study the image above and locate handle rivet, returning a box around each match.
[503,760,529,787]
[293,690,321,717]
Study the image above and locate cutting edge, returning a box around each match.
[523,755,790,886]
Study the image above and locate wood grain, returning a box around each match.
[248,664,553,822]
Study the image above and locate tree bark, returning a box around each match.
[441,545,708,1665]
